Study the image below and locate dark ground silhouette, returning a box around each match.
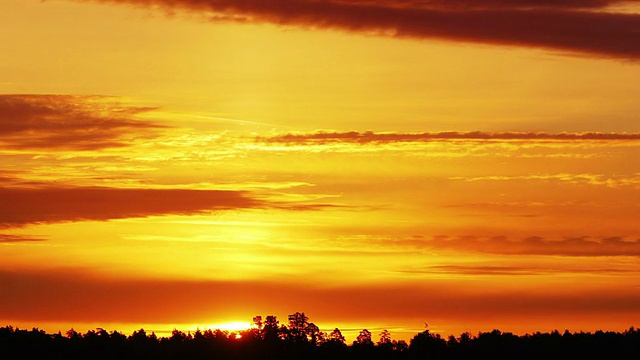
[1,312,639,359]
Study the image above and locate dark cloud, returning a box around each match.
[406,264,639,276]
[2,268,640,324]
[91,0,640,59]
[0,234,47,243]
[0,175,19,184]
[348,0,620,11]
[0,186,347,229]
[0,186,264,229]
[258,131,640,145]
[0,95,164,150]
[423,236,640,257]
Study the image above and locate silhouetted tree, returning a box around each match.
[356,329,373,345]
[379,329,392,345]
[329,328,346,344]
[3,318,640,360]
[66,328,81,339]
[307,322,323,345]
[262,315,280,342]
[394,339,409,352]
[288,312,310,343]
[409,329,447,360]
[252,315,263,338]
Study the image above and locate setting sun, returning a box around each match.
[203,322,253,333]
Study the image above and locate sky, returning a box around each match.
[1,0,640,341]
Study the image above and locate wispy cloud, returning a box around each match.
[404,264,640,276]
[422,236,640,257]
[88,0,640,59]
[449,173,640,188]
[0,95,164,150]
[258,131,640,145]
[0,234,47,243]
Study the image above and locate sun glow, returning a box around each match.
[203,322,253,332]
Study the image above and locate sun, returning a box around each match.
[204,321,253,332]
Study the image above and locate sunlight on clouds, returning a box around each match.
[603,1,640,13]
[449,173,640,188]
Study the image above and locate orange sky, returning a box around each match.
[1,0,640,341]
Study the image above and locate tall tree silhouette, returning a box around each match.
[356,329,373,345]
[328,328,346,344]
[379,329,392,345]
[287,312,310,343]
[262,315,280,342]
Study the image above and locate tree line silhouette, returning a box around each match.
[1,312,639,360]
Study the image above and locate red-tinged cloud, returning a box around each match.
[0,186,264,229]
[258,131,640,144]
[407,264,639,276]
[0,95,164,150]
[419,235,640,257]
[0,234,47,243]
[346,0,621,11]
[2,269,640,327]
[88,0,640,59]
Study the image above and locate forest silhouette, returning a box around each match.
[2,312,639,360]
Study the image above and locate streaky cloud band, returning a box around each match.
[258,131,640,144]
[89,0,640,59]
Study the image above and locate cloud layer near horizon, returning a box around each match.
[89,0,640,59]
[2,268,639,325]
[0,95,163,150]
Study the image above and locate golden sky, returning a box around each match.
[1,0,640,341]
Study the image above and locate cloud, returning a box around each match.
[0,95,164,150]
[405,264,639,276]
[422,236,640,257]
[258,131,640,145]
[2,268,640,325]
[0,185,349,229]
[0,186,264,229]
[449,173,640,188]
[89,0,640,59]
[0,234,47,243]
[406,0,619,10]
[0,171,21,184]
